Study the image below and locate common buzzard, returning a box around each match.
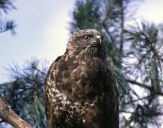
[45,29,119,128]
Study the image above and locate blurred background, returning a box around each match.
[1,0,163,127]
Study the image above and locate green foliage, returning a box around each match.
[125,22,163,91]
[123,21,163,128]
[0,0,16,33]
[0,58,48,128]
[70,0,101,31]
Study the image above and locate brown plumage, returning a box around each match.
[45,29,119,128]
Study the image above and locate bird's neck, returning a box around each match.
[83,46,107,60]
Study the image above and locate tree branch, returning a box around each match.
[127,79,151,90]
[0,96,32,128]
[127,79,163,96]
[123,95,150,105]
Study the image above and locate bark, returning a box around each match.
[0,96,32,128]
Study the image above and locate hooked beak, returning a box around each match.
[91,35,102,45]
[96,35,102,43]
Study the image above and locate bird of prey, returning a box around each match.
[45,29,119,128]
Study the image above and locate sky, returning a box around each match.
[0,0,163,84]
[0,0,75,83]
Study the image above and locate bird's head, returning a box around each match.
[67,29,106,59]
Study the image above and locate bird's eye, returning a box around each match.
[83,35,92,40]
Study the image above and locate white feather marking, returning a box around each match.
[51,88,56,92]
[52,99,56,102]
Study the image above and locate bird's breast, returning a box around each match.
[69,57,107,98]
[54,55,107,100]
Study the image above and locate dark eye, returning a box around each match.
[83,35,92,40]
